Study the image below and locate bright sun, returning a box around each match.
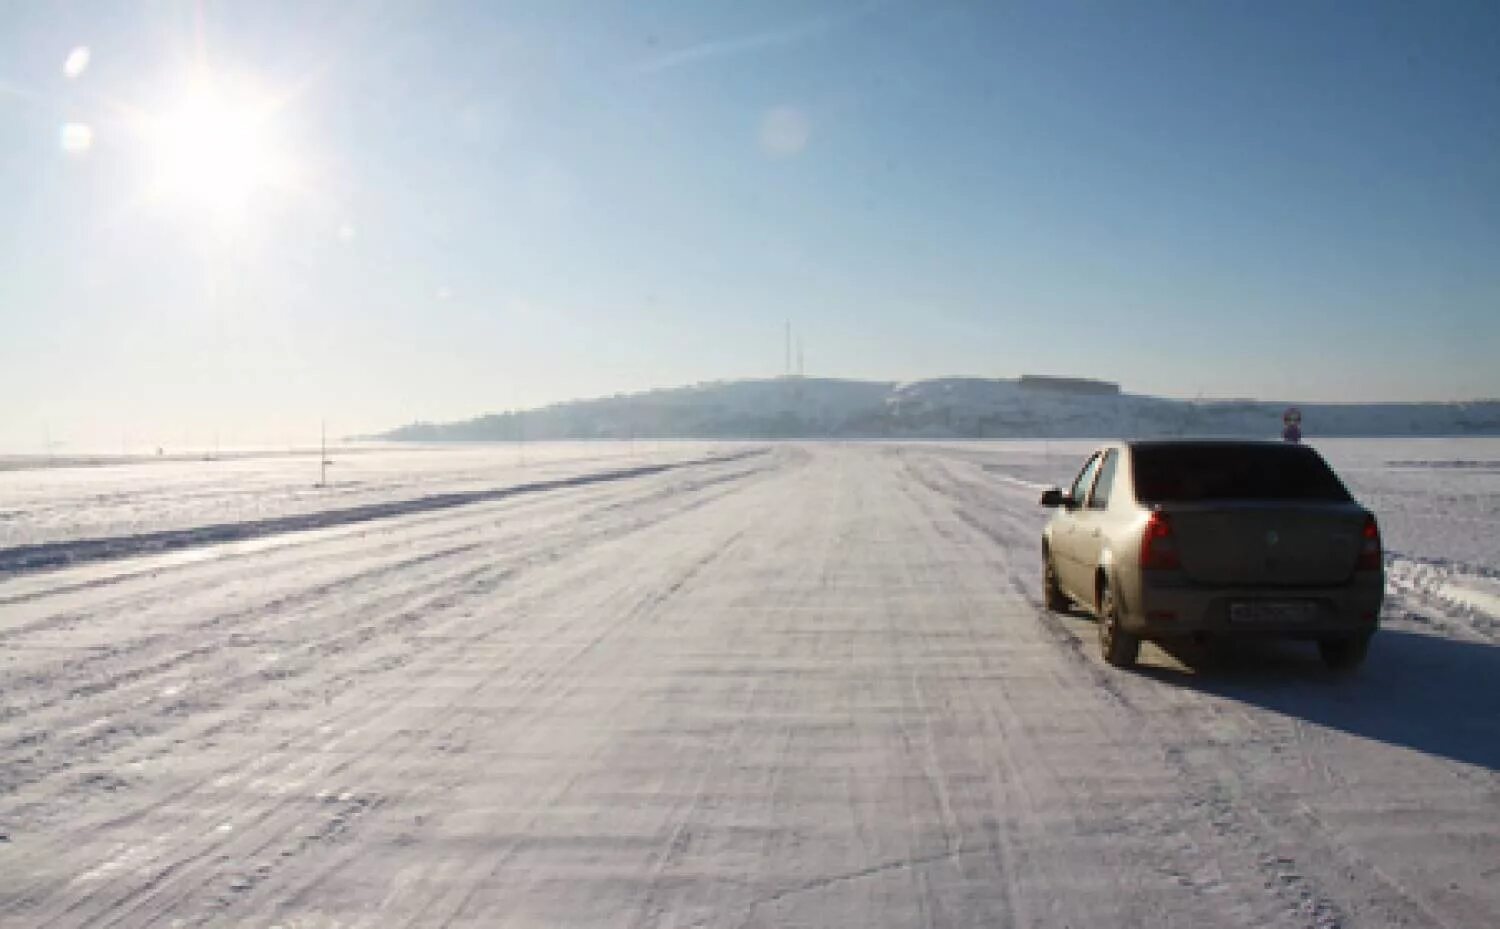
[143,77,293,220]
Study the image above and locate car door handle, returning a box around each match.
[1089,529,1101,538]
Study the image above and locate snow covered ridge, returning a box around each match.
[375,377,1500,441]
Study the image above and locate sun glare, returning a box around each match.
[142,76,293,220]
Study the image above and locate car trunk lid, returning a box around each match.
[1163,503,1365,586]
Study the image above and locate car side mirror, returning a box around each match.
[1039,488,1066,508]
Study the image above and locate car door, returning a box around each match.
[1056,452,1102,599]
[1069,448,1119,609]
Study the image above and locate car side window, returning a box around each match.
[1068,454,1101,504]
[1087,450,1118,510]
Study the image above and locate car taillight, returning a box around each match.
[1140,511,1180,570]
[1356,514,1382,571]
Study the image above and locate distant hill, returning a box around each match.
[374,377,1500,441]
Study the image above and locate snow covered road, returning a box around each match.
[1,444,1497,928]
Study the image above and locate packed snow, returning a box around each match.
[0,440,1496,928]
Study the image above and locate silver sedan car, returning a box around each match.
[1040,440,1384,670]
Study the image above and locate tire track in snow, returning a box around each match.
[0,456,777,775]
[0,457,780,927]
[57,457,792,928]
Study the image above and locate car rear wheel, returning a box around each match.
[1043,548,1070,612]
[1098,580,1140,668]
[1318,634,1370,671]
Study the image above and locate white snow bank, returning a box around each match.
[1387,556,1500,638]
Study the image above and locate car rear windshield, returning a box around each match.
[1131,444,1352,503]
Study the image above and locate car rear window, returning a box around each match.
[1131,444,1352,503]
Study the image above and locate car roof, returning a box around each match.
[1125,438,1308,450]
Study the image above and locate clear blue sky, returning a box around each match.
[2,1,1497,450]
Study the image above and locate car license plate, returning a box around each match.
[1229,601,1319,624]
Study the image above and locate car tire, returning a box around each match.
[1098,580,1140,669]
[1043,549,1070,612]
[1318,634,1370,671]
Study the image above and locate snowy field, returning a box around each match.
[1,440,1497,928]
[0,442,741,552]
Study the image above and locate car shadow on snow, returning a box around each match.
[1137,629,1500,773]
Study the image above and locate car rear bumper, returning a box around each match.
[1123,572,1383,639]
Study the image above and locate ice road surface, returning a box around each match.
[1,440,1497,928]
